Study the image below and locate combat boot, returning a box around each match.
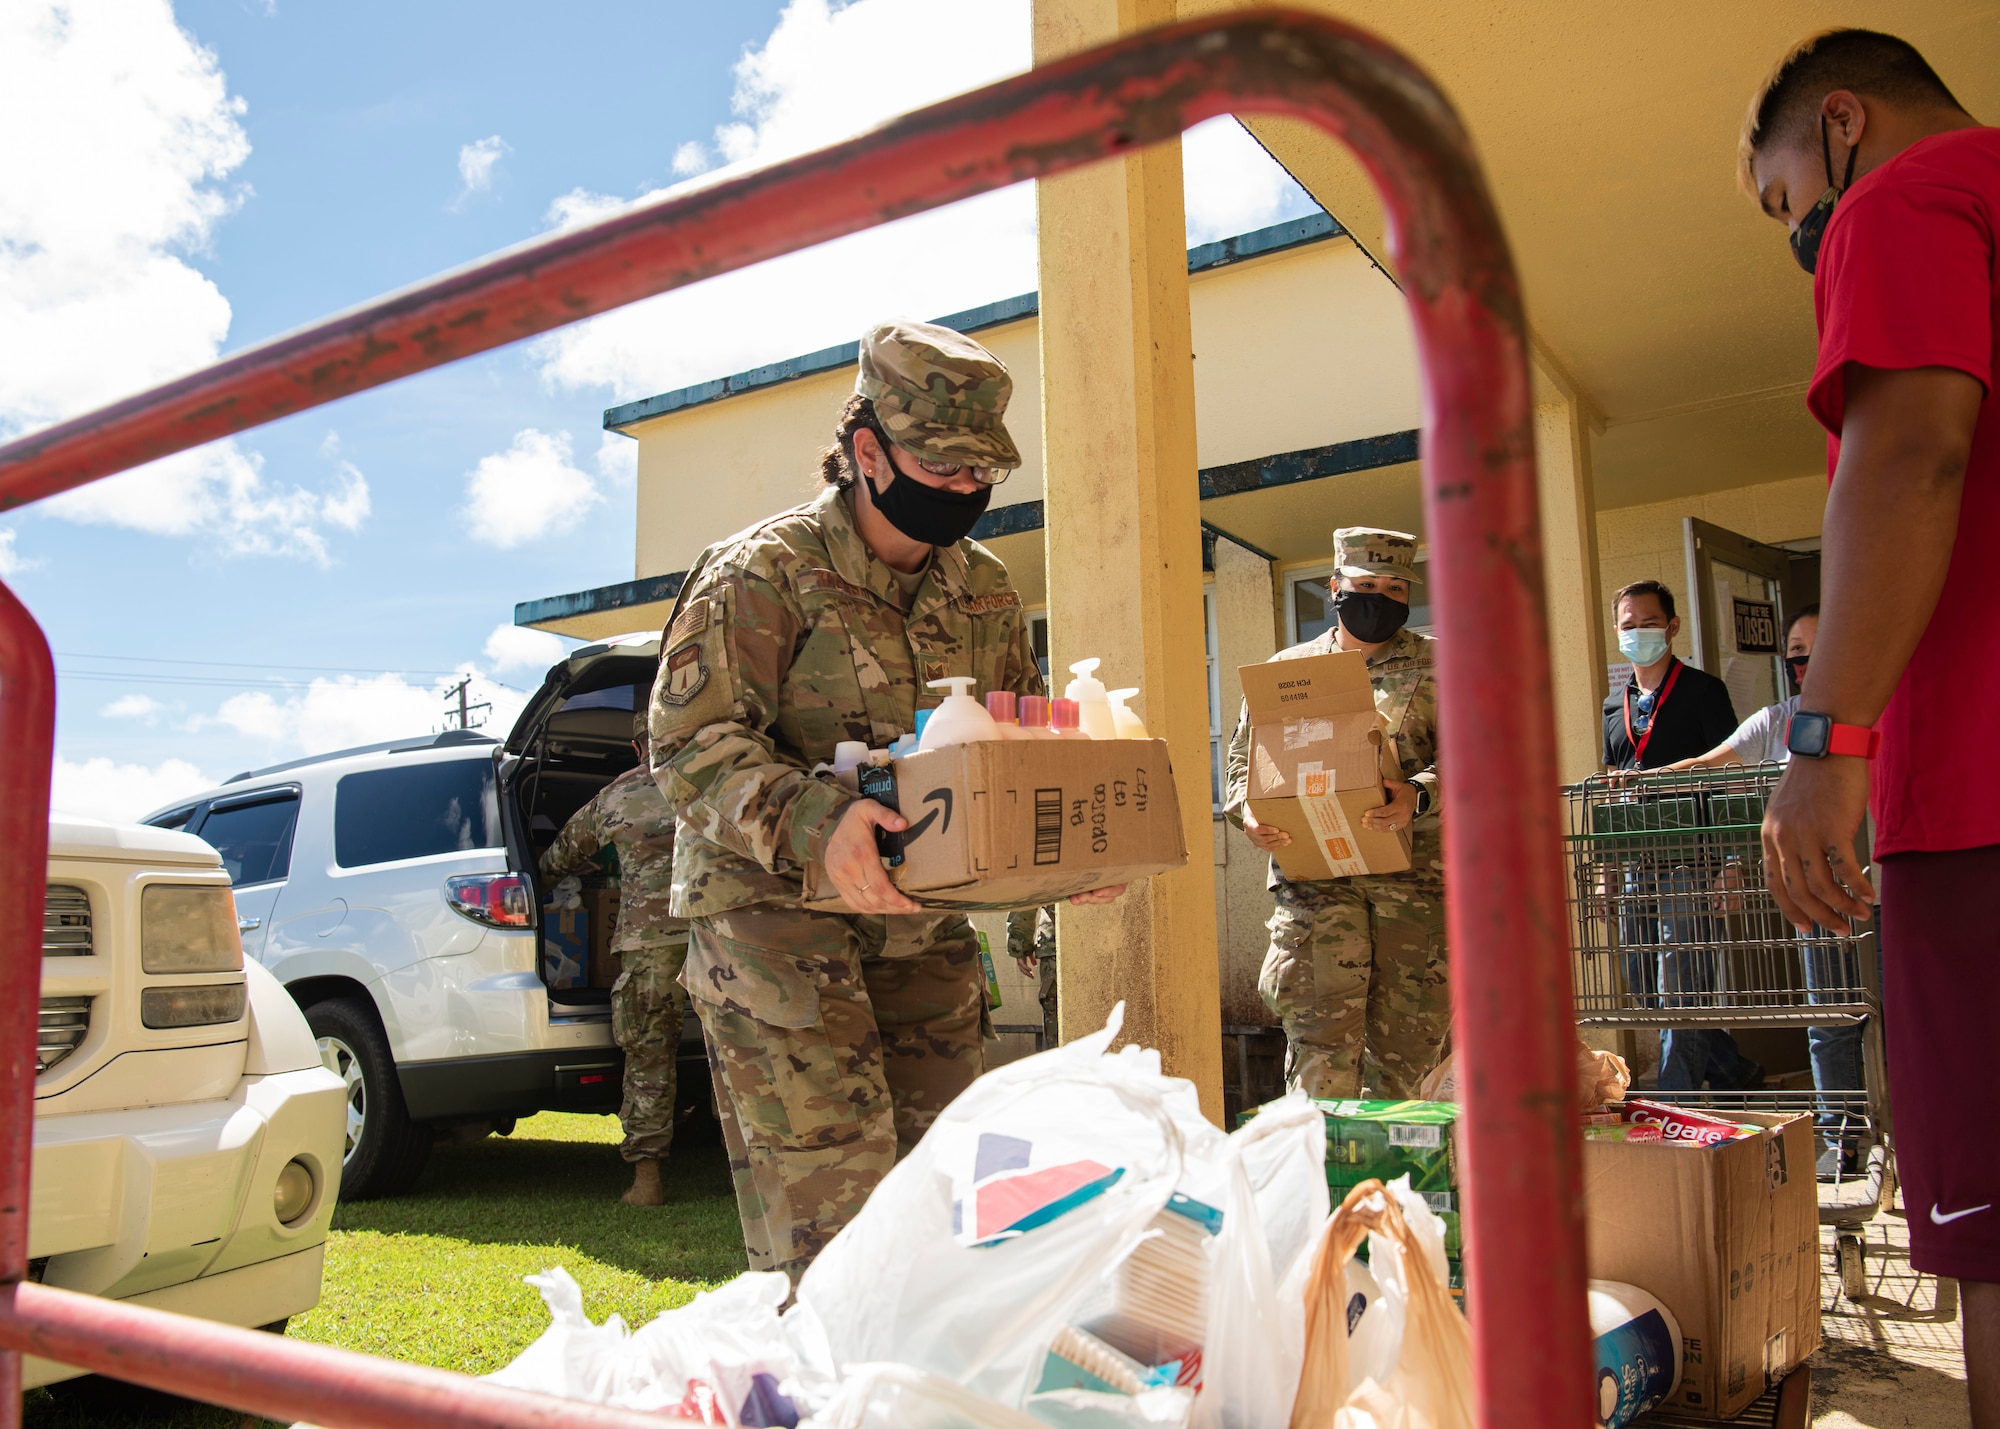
[621,1158,665,1207]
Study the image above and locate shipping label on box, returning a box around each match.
[1582,1112,1819,1420]
[1238,651,1411,879]
[804,738,1189,913]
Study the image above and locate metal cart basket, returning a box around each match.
[1563,764,1892,1297]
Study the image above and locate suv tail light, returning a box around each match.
[445,872,533,928]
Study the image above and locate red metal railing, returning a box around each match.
[0,9,1588,1426]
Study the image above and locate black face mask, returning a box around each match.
[1784,654,1810,692]
[1790,115,1858,275]
[866,439,992,547]
[1334,590,1409,645]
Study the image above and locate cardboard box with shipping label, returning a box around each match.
[804,738,1188,913]
[1237,651,1411,880]
[1582,1111,1819,1419]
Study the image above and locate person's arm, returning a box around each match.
[1764,364,1981,928]
[538,795,604,881]
[1666,703,1772,773]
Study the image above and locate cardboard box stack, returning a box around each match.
[1236,651,1412,881]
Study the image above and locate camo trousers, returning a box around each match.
[1259,870,1449,1100]
[611,938,688,1164]
[683,906,985,1284]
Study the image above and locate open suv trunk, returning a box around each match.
[500,632,663,1010]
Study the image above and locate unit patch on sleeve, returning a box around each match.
[660,639,709,706]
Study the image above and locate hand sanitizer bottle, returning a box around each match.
[1016,694,1056,740]
[1065,658,1118,740]
[984,690,1023,738]
[1048,698,1090,739]
[1106,688,1150,739]
[919,677,1002,750]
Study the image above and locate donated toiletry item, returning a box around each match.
[1017,695,1055,739]
[857,759,905,866]
[1589,1280,1682,1428]
[975,933,1004,1011]
[1049,699,1089,738]
[1316,1100,1459,1193]
[920,677,1002,750]
[1584,1123,1664,1143]
[1065,659,1117,740]
[984,690,1020,736]
[1621,1100,1757,1149]
[1106,688,1149,739]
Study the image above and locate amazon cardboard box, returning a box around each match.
[803,738,1188,913]
[1237,650,1411,880]
[1582,1111,1819,1419]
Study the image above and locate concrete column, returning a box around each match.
[1034,0,1223,1120]
[1532,358,1608,782]
[1210,536,1280,1030]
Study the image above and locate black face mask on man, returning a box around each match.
[864,432,992,547]
[1333,590,1409,644]
[1790,115,1859,276]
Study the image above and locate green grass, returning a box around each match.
[24,1112,745,1427]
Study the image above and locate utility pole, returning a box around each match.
[442,676,491,731]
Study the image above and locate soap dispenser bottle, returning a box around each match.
[1106,688,1150,739]
[919,677,1002,750]
[1064,658,1118,740]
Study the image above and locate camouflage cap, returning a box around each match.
[856,320,1022,470]
[1333,526,1422,584]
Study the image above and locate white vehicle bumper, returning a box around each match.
[29,1060,346,1378]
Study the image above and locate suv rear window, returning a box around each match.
[334,760,501,868]
[197,793,299,886]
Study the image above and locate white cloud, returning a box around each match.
[51,756,212,823]
[212,670,529,755]
[42,438,371,565]
[461,429,600,549]
[484,623,568,674]
[454,134,510,206]
[0,0,247,434]
[102,694,166,723]
[0,528,26,577]
[670,141,709,177]
[531,0,1320,402]
[596,431,638,486]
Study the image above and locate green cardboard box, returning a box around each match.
[1318,1099,1459,1194]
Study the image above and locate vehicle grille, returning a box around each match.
[43,886,91,956]
[38,997,91,1074]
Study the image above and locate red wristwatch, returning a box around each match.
[1785,711,1881,760]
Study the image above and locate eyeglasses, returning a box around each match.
[874,426,1008,487]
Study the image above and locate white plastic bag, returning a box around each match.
[1290,1179,1473,1429]
[486,1267,799,1424]
[1188,1096,1328,1429]
[788,1004,1190,1409]
[805,1363,1046,1428]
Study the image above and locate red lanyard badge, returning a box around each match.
[1623,660,1683,765]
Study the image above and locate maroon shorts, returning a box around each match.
[1880,842,2000,1282]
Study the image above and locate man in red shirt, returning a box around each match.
[1743,29,1996,1421]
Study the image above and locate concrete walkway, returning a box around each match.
[1813,1194,1969,1428]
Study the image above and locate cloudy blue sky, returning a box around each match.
[2,0,1314,820]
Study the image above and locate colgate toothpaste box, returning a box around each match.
[1621,1099,1755,1148]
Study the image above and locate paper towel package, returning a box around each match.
[1237,650,1411,880]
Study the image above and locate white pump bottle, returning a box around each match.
[1106,688,1150,739]
[1064,658,1118,740]
[918,677,1002,750]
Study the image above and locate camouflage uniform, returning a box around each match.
[1006,905,1058,1045]
[648,321,1043,1283]
[540,756,689,1165]
[1224,530,1447,1100]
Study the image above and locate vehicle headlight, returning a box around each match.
[141,886,243,974]
[274,1159,315,1224]
[140,983,247,1029]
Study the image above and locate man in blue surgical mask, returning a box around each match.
[1602,580,1739,772]
[1600,579,1758,1094]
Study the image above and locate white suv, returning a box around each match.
[145,634,699,1200]
[33,817,346,1389]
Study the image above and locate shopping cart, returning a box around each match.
[1563,764,1892,1299]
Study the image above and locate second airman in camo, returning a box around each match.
[1224,526,1448,1100]
[540,713,689,1208]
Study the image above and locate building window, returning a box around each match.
[1286,555,1431,646]
[1206,587,1223,811]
